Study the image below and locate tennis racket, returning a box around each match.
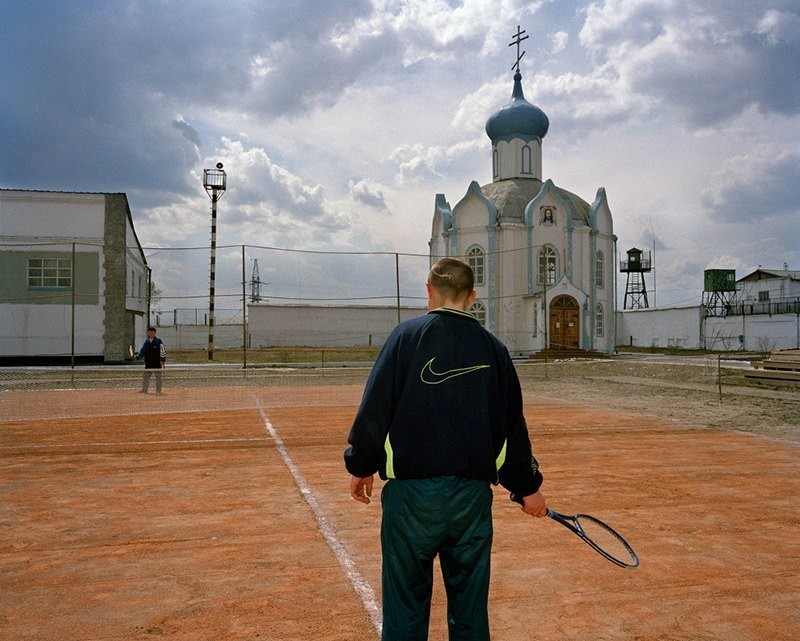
[546,508,639,568]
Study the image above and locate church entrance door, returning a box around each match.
[549,295,580,349]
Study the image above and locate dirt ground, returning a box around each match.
[1,373,798,640]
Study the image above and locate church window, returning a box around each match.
[595,251,604,287]
[521,145,532,174]
[492,149,499,179]
[595,303,604,336]
[467,246,485,286]
[537,246,558,286]
[469,300,486,327]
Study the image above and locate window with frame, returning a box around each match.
[537,246,558,285]
[467,246,485,286]
[521,145,532,174]
[27,257,72,288]
[595,251,604,287]
[595,303,604,336]
[469,300,486,327]
[758,291,770,302]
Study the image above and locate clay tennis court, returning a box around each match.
[1,365,798,640]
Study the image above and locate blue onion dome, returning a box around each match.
[485,71,549,142]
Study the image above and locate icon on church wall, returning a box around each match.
[542,207,554,224]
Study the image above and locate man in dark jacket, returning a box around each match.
[345,257,546,641]
[136,326,166,394]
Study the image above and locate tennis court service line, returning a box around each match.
[0,437,270,451]
[255,399,382,637]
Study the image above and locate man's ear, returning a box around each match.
[466,290,476,306]
[426,282,437,309]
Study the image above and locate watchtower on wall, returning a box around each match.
[702,269,736,317]
[620,247,652,310]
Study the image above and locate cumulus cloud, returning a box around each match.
[577,0,800,127]
[700,147,800,222]
[550,31,569,54]
[350,179,388,209]
[2,0,798,307]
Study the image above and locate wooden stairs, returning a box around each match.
[743,349,800,387]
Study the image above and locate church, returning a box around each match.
[429,53,617,356]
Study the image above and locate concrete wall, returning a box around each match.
[704,314,800,351]
[145,324,245,351]
[161,303,800,354]
[616,306,704,349]
[616,305,800,352]
[247,304,426,347]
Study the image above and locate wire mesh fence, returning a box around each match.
[1,353,795,402]
[147,245,434,327]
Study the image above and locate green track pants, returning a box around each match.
[380,477,493,641]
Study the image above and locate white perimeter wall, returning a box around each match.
[617,306,704,350]
[704,314,800,351]
[616,305,800,352]
[248,304,426,347]
[149,305,800,353]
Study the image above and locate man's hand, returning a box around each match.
[350,475,374,504]
[521,490,547,517]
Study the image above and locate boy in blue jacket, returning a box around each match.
[136,326,166,394]
[345,257,546,641]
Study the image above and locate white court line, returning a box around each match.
[255,399,382,638]
[0,437,270,451]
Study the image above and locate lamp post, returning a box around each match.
[203,163,227,361]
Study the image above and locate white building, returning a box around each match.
[430,70,617,355]
[617,268,800,352]
[0,189,148,362]
[733,268,800,312]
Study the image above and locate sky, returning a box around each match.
[2,0,799,311]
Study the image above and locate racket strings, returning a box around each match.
[575,515,638,566]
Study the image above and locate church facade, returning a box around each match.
[430,70,617,355]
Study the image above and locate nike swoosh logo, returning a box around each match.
[420,357,490,385]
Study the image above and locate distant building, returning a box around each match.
[430,69,617,355]
[0,189,148,362]
[617,267,800,352]
[731,268,800,315]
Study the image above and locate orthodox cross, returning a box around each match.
[509,25,529,71]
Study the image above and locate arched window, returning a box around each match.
[595,303,604,336]
[595,251,604,287]
[537,246,558,285]
[467,245,485,286]
[492,149,499,179]
[469,300,486,327]
[521,145,532,174]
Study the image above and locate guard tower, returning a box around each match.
[620,247,652,309]
[702,269,736,317]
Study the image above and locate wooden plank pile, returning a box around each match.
[744,348,800,387]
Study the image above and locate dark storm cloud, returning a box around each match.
[579,1,800,129]
[0,0,376,196]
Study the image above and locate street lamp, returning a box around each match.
[203,163,227,361]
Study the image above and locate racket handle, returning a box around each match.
[511,492,549,509]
